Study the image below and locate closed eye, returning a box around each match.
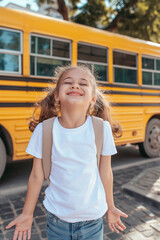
[80,83,88,86]
[64,82,72,84]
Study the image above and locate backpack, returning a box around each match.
[42,115,104,179]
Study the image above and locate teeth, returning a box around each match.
[68,93,81,96]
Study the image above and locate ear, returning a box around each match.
[90,96,97,106]
[54,92,59,102]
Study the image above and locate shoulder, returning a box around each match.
[33,122,43,133]
[91,116,111,130]
[103,120,111,128]
[103,120,112,135]
[35,122,42,129]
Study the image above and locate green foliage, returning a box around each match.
[70,0,107,28]
[105,0,160,43]
[35,0,160,43]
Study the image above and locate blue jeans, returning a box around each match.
[46,211,103,240]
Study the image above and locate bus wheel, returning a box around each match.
[0,138,7,178]
[138,118,160,158]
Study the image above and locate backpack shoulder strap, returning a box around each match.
[42,116,103,178]
[92,116,104,167]
[42,117,56,179]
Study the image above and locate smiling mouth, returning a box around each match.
[67,92,83,96]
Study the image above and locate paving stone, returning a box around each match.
[31,226,38,234]
[145,219,159,225]
[0,207,12,214]
[120,204,133,212]
[41,230,47,238]
[132,210,147,219]
[122,166,160,208]
[0,203,10,209]
[127,231,146,240]
[34,206,45,216]
[103,235,111,240]
[1,213,15,221]
[0,234,5,240]
[120,236,131,240]
[16,209,23,215]
[123,216,142,227]
[5,229,15,239]
[39,223,46,230]
[107,232,122,239]
[151,223,160,232]
[103,223,112,234]
[2,219,12,229]
[141,215,155,223]
[12,201,25,209]
[135,223,151,232]
[30,233,41,240]
[153,233,160,240]
[142,208,156,216]
[142,229,155,237]
[122,225,133,234]
[35,216,46,224]
[145,238,159,240]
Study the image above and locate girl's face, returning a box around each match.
[55,68,96,111]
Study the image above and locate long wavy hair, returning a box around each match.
[29,65,122,139]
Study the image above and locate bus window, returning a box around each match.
[142,56,160,86]
[78,43,108,82]
[52,40,70,58]
[0,27,22,74]
[30,34,71,77]
[113,50,137,84]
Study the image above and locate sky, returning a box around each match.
[0,0,108,11]
[0,0,40,11]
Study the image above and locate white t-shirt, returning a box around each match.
[26,115,117,223]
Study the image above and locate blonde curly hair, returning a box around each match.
[29,65,122,139]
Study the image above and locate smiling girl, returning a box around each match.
[6,65,128,240]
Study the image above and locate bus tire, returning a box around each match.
[0,138,7,178]
[138,118,160,158]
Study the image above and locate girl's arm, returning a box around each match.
[99,155,128,234]
[6,157,44,240]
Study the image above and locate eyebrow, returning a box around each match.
[63,77,89,82]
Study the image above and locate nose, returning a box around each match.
[71,82,80,89]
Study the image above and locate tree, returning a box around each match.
[35,0,69,20]
[35,0,160,43]
[70,0,107,28]
[35,0,107,27]
[104,0,160,43]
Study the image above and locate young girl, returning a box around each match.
[6,65,128,240]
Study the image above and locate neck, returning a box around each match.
[59,106,88,128]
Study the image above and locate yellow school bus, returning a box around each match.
[0,7,160,178]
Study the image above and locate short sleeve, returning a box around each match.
[26,123,43,159]
[101,121,117,156]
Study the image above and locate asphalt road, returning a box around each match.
[0,144,157,196]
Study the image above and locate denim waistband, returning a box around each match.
[46,210,102,225]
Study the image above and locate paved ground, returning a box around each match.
[0,159,160,240]
[122,166,160,209]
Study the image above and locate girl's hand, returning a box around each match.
[106,207,128,234]
[6,214,33,240]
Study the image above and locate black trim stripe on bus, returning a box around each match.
[0,85,160,96]
[0,75,160,91]
[0,102,160,107]
[103,90,160,96]
[0,85,45,92]
[0,103,34,107]
[97,82,160,90]
[111,103,160,107]
[0,75,53,83]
